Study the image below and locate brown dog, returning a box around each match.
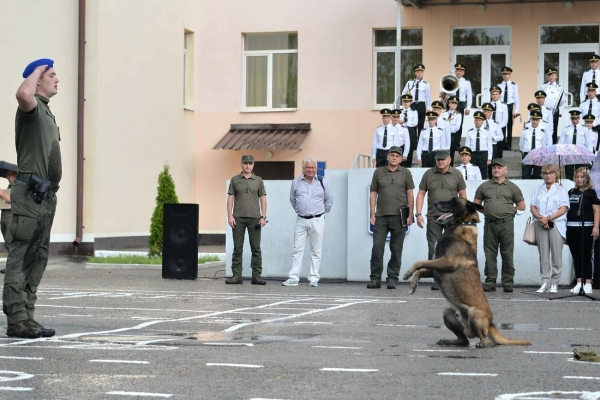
[403,197,531,348]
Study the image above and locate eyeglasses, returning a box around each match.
[542,171,556,175]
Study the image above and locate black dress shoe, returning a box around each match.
[503,287,513,293]
[483,285,496,292]
[431,284,439,290]
[6,321,42,339]
[225,275,243,284]
[367,280,381,289]
[251,276,266,285]
[28,320,55,337]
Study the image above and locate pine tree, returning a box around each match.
[148,163,179,257]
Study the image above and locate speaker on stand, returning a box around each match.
[162,203,199,280]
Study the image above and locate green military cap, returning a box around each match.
[535,90,547,98]
[546,67,558,75]
[583,114,596,122]
[380,108,392,116]
[586,82,599,90]
[501,66,513,74]
[414,63,425,71]
[389,146,403,155]
[527,103,541,111]
[426,111,438,119]
[490,86,502,93]
[481,102,494,111]
[391,109,401,117]
[241,155,254,163]
[473,110,485,120]
[447,95,459,103]
[491,158,507,167]
[529,110,542,119]
[401,93,413,101]
[569,110,582,117]
[589,54,600,62]
[435,149,451,159]
[431,100,444,109]
[458,146,472,155]
[454,63,466,70]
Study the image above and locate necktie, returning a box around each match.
[428,129,433,151]
[415,80,420,102]
[503,83,508,104]
[403,110,408,125]
[531,129,536,150]
[476,129,480,151]
[492,103,497,122]
[486,121,489,130]
[382,126,388,148]
[593,71,596,84]
[463,165,468,180]
[589,101,593,115]
[572,126,577,145]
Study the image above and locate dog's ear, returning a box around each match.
[467,200,484,212]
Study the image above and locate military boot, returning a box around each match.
[251,276,266,285]
[386,278,396,290]
[29,320,55,337]
[6,320,42,339]
[366,280,381,289]
[225,275,243,284]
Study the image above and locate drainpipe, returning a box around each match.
[394,0,402,108]
[73,0,85,247]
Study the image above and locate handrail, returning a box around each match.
[351,154,372,169]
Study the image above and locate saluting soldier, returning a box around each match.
[498,67,520,150]
[402,63,431,137]
[580,54,600,103]
[582,114,598,153]
[440,95,462,165]
[371,109,399,168]
[520,110,551,179]
[464,111,493,179]
[391,109,411,164]
[482,102,504,178]
[398,94,419,167]
[490,86,509,158]
[541,67,565,144]
[534,90,555,140]
[559,110,593,180]
[440,63,472,138]
[579,83,600,138]
[417,111,446,168]
[456,146,482,181]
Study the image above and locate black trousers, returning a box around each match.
[471,151,488,179]
[421,151,435,168]
[450,132,461,166]
[487,144,499,178]
[593,239,600,289]
[504,103,514,149]
[376,149,389,168]
[456,101,466,136]
[414,102,426,137]
[551,110,559,144]
[567,225,593,280]
[402,128,417,168]
[521,153,541,179]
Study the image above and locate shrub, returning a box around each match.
[148,163,179,256]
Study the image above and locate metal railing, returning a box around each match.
[351,154,372,169]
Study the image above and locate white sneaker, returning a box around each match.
[282,278,298,286]
[536,282,549,293]
[584,284,593,294]
[309,280,318,287]
[570,283,582,293]
[549,283,558,293]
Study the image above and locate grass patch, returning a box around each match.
[87,254,221,265]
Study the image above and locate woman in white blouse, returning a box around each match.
[530,164,570,293]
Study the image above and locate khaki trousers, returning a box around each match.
[534,221,564,284]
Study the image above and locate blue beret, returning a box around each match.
[22,58,54,78]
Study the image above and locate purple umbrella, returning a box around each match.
[522,144,595,180]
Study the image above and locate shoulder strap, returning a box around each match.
[317,175,324,190]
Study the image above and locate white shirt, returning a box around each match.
[393,124,411,157]
[531,182,570,239]
[541,82,566,111]
[558,123,593,151]
[399,107,419,128]
[491,101,509,128]
[458,163,482,181]
[434,119,451,147]
[440,77,472,109]
[519,126,551,152]
[584,125,599,153]
[540,106,554,135]
[484,119,504,144]
[416,126,446,159]
[371,124,400,159]
[580,69,599,102]
[440,110,462,135]
[402,79,431,108]
[579,98,600,128]
[498,80,520,114]
[465,127,493,160]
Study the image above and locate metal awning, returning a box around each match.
[213,123,311,151]
[400,0,595,8]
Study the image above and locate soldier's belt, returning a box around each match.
[17,173,59,193]
[486,215,515,224]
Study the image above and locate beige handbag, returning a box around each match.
[523,217,537,246]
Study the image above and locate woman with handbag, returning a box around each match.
[566,167,599,294]
[530,164,569,293]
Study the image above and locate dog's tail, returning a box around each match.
[488,324,532,346]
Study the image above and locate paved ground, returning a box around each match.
[0,257,599,400]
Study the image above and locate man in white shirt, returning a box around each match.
[372,108,399,168]
[456,146,482,180]
[482,102,504,178]
[579,83,600,134]
[417,111,446,168]
[559,110,592,180]
[534,90,554,141]
[541,67,565,144]
[464,111,493,179]
[583,114,598,153]
[498,67,520,151]
[490,86,509,158]
[398,94,419,167]
[440,95,462,165]
[520,110,551,179]
[439,63,472,138]
[391,109,411,164]
[580,54,600,103]
[402,63,431,138]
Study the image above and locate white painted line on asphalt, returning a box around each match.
[267,308,321,311]
[206,363,263,368]
[0,356,44,360]
[37,304,213,313]
[567,358,600,365]
[0,387,34,391]
[293,321,332,325]
[90,360,149,364]
[58,314,93,317]
[412,349,467,352]
[376,324,417,327]
[564,376,600,380]
[312,346,362,349]
[107,391,172,398]
[548,327,593,331]
[496,390,600,400]
[523,351,572,354]
[229,312,295,315]
[438,372,498,376]
[320,368,378,372]
[202,343,254,347]
[248,398,289,400]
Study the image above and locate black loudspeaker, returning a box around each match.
[162,203,199,280]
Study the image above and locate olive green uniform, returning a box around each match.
[228,173,266,277]
[419,167,466,259]
[3,95,62,324]
[474,179,523,289]
[1,183,14,252]
[369,166,414,281]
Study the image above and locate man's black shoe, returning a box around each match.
[6,321,42,339]
[29,320,55,337]
[503,287,513,293]
[367,280,381,289]
[483,285,496,292]
[225,275,243,284]
[387,279,396,290]
[0,269,5,274]
[431,284,439,290]
[251,276,266,285]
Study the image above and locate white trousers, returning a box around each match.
[289,215,325,282]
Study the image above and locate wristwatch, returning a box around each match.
[415,213,422,217]
[261,216,267,220]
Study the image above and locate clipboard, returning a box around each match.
[399,206,409,227]
[0,189,11,210]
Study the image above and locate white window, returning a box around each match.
[184,30,194,109]
[243,33,298,111]
[373,29,423,108]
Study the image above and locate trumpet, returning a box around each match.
[439,74,460,108]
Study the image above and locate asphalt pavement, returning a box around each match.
[0,257,599,400]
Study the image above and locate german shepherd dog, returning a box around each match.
[403,197,531,348]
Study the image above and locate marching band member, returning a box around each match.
[559,110,593,180]
[534,90,554,142]
[439,63,472,138]
[580,54,600,103]
[520,110,551,179]
[391,109,411,165]
[456,146,482,181]
[402,63,431,138]
[440,95,462,165]
[541,67,565,144]
[371,108,399,168]
[398,94,419,167]
[583,114,598,153]
[464,111,493,179]
[490,86,509,158]
[482,102,504,178]
[417,111,446,168]
[498,67,520,151]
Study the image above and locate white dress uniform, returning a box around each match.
[371,124,400,160]
[520,126,552,152]
[393,123,411,158]
[539,106,554,138]
[491,101,509,128]
[584,125,598,153]
[579,98,600,128]
[498,80,520,115]
[580,69,600,102]
[439,77,472,109]
[457,162,482,181]
[402,79,431,109]
[541,82,566,111]
[484,119,504,145]
[465,127,493,160]
[416,126,446,160]
[440,110,462,134]
[524,120,549,132]
[558,124,593,151]
[434,119,450,148]
[399,107,419,128]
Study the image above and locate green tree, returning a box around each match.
[148,163,179,257]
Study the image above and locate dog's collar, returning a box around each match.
[459,221,477,226]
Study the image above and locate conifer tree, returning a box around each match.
[148,163,179,257]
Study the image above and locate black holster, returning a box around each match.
[27,174,52,204]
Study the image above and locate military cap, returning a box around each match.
[431,100,444,109]
[380,108,392,116]
[501,67,513,74]
[414,63,425,71]
[388,146,403,155]
[586,82,599,90]
[425,111,438,119]
[401,93,413,101]
[241,155,254,163]
[490,86,502,93]
[569,110,582,117]
[491,158,507,167]
[391,109,401,118]
[481,102,494,111]
[534,90,547,98]
[22,58,54,79]
[435,149,451,159]
[583,114,596,122]
[473,111,485,120]
[447,95,459,103]
[454,63,466,70]
[458,146,472,156]
[527,103,541,111]
[589,54,600,62]
[545,67,558,75]
[529,110,542,119]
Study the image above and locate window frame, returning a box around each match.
[183,30,194,110]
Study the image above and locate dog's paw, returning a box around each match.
[437,339,469,347]
[408,284,417,294]
[475,341,488,349]
[402,273,412,280]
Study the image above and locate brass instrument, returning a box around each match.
[439,74,460,108]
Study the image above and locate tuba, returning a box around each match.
[439,74,460,108]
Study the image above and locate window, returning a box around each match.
[243,33,298,111]
[452,27,510,46]
[183,30,194,109]
[540,25,599,44]
[373,29,423,108]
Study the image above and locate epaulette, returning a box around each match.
[423,81,428,84]
[541,129,545,132]
[511,82,516,85]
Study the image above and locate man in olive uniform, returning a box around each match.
[227,155,268,285]
[0,169,17,274]
[3,59,61,339]
[473,159,526,292]
[415,150,467,290]
[368,146,414,289]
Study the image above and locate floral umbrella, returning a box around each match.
[522,144,595,180]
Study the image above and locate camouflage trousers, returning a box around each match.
[2,180,57,324]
